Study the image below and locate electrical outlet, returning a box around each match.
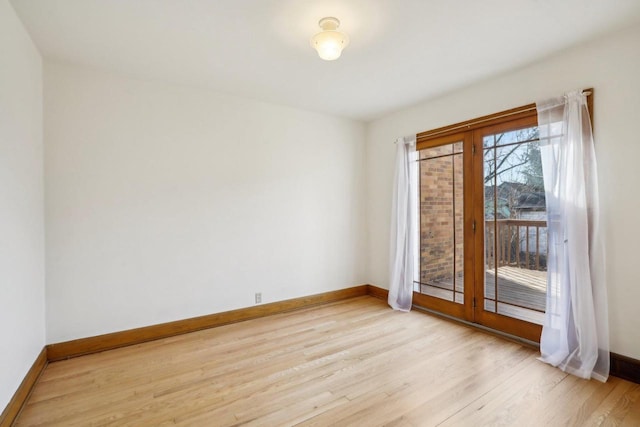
[255,292,262,304]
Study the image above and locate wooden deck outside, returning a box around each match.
[485,266,546,311]
[485,265,546,324]
[420,265,547,324]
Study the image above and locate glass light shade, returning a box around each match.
[310,17,349,61]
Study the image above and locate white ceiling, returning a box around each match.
[10,0,640,121]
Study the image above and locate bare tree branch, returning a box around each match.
[484,161,528,183]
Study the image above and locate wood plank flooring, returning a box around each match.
[15,296,640,426]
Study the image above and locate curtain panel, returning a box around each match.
[537,91,609,381]
[388,136,417,311]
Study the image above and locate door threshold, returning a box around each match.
[412,304,540,350]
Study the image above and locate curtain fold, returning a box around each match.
[537,91,609,381]
[388,136,417,311]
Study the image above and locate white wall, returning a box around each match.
[44,63,366,343]
[365,24,640,359]
[0,0,45,411]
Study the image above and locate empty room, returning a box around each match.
[2,0,640,425]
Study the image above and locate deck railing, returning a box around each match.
[485,219,547,271]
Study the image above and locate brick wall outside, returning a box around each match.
[420,151,464,291]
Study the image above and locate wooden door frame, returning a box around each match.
[414,132,473,321]
[414,92,593,343]
[471,115,543,343]
[415,114,548,343]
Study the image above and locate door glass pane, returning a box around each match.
[483,126,547,324]
[419,142,463,160]
[418,141,464,304]
[484,127,540,148]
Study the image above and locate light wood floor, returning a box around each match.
[16,296,640,426]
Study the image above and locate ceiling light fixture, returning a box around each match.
[310,17,349,61]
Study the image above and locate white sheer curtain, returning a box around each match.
[537,91,609,381]
[388,135,418,311]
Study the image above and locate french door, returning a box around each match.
[415,114,544,342]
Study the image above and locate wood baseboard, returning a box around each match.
[0,348,47,427]
[610,352,640,384]
[366,284,389,300]
[47,285,369,361]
